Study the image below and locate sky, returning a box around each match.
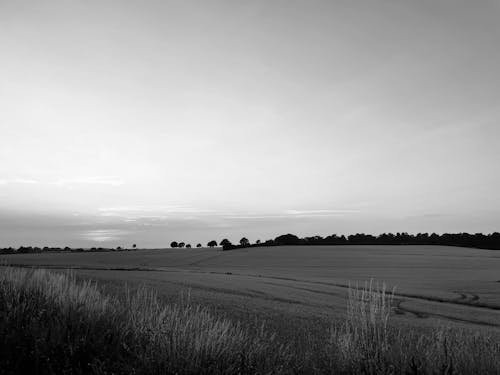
[1,0,499,247]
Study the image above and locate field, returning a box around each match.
[2,245,500,332]
[2,245,500,374]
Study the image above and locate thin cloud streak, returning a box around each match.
[96,207,361,221]
[97,205,216,219]
[0,177,124,187]
[54,176,125,186]
[0,178,39,185]
[81,229,129,242]
[284,209,360,215]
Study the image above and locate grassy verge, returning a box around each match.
[0,267,290,374]
[0,267,499,374]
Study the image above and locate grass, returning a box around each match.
[0,267,499,374]
[0,267,290,374]
[324,282,500,374]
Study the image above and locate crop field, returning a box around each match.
[2,245,500,332]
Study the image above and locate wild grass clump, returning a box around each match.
[0,267,291,374]
[324,280,396,374]
[345,281,393,357]
[324,280,500,374]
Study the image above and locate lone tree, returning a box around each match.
[196,243,202,248]
[239,237,250,247]
[132,244,137,249]
[170,241,178,248]
[220,238,232,247]
[178,242,186,248]
[186,244,192,248]
[207,240,218,248]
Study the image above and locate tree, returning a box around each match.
[132,244,137,249]
[186,244,191,248]
[256,239,261,244]
[178,242,185,248]
[220,239,232,247]
[170,241,178,248]
[274,233,301,245]
[207,240,218,248]
[239,237,250,247]
[196,243,202,248]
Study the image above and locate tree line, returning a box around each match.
[2,232,499,254]
[0,245,138,254]
[169,238,250,249]
[217,232,500,251]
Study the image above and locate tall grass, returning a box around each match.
[325,281,500,374]
[0,267,291,374]
[345,281,394,354]
[1,267,499,374]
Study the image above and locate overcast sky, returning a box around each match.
[1,0,499,247]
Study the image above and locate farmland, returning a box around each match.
[2,245,500,331]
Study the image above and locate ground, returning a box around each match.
[2,245,500,335]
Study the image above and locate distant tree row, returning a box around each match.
[0,245,138,255]
[169,241,217,248]
[220,232,500,251]
[169,238,252,250]
[3,232,500,255]
[170,241,203,248]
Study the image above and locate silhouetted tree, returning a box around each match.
[239,237,250,247]
[196,243,202,248]
[274,234,301,245]
[256,239,261,244]
[132,244,137,249]
[220,239,232,247]
[170,241,178,248]
[178,242,185,248]
[207,240,218,248]
[186,244,191,248]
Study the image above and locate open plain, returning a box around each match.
[2,245,500,332]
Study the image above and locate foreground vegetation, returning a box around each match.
[0,267,499,374]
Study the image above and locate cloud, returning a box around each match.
[54,176,125,186]
[0,178,39,185]
[81,229,129,242]
[0,176,124,187]
[284,209,360,217]
[224,214,289,220]
[97,205,214,218]
[221,209,360,221]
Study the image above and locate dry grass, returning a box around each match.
[345,281,394,353]
[324,281,500,374]
[0,267,291,374]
